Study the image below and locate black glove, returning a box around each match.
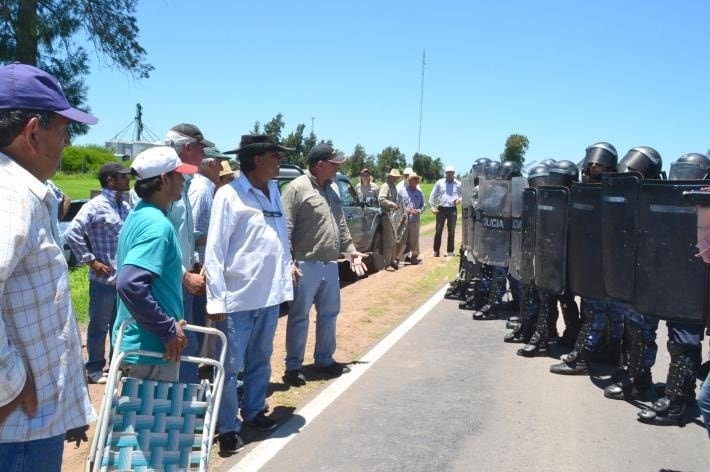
[65,425,89,448]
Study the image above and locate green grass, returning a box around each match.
[69,265,90,324]
[51,172,100,200]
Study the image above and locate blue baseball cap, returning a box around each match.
[0,62,98,125]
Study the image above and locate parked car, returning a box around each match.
[275,164,383,255]
[58,199,88,267]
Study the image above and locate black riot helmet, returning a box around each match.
[668,153,710,180]
[541,158,557,168]
[547,160,579,188]
[583,142,618,170]
[470,157,492,184]
[617,146,663,179]
[483,161,500,180]
[527,164,549,188]
[496,160,522,180]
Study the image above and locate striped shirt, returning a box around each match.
[0,152,94,442]
[187,172,215,264]
[64,188,130,285]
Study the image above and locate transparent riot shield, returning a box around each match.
[601,173,641,302]
[473,179,513,267]
[567,182,605,299]
[533,186,569,295]
[518,188,537,286]
[508,177,526,280]
[461,173,475,251]
[634,180,707,323]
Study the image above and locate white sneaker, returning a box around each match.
[88,371,107,384]
[446,252,455,257]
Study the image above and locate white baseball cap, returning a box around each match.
[132,146,198,180]
[445,165,455,173]
[403,167,414,174]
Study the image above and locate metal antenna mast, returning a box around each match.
[134,103,144,142]
[417,49,426,154]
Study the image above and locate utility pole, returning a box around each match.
[417,49,426,154]
[135,103,144,142]
[311,116,315,135]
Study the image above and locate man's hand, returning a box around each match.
[0,374,37,424]
[88,260,111,278]
[208,313,226,323]
[431,208,439,214]
[164,320,188,362]
[65,425,89,448]
[291,262,302,282]
[183,272,205,295]
[349,252,368,278]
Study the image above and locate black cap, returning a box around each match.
[98,162,131,184]
[308,143,346,164]
[170,123,215,147]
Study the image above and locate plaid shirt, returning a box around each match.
[64,188,130,285]
[187,173,215,264]
[0,152,94,442]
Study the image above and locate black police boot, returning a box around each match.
[505,315,520,330]
[637,340,694,427]
[517,331,547,357]
[549,349,590,375]
[604,370,653,400]
[637,397,688,426]
[472,303,498,320]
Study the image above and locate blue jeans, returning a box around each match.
[179,289,198,383]
[285,261,340,371]
[86,280,117,373]
[216,305,279,434]
[698,375,710,438]
[0,434,64,472]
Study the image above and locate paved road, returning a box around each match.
[221,289,710,472]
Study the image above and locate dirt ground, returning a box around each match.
[62,223,459,471]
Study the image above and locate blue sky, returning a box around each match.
[73,0,710,174]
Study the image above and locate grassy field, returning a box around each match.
[52,172,101,200]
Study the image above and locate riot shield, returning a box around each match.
[634,180,707,323]
[461,173,475,250]
[567,182,605,299]
[388,205,408,244]
[601,173,641,302]
[533,186,569,295]
[508,177,526,280]
[473,179,513,267]
[517,188,537,286]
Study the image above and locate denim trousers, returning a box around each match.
[285,261,340,371]
[698,374,710,438]
[86,280,117,373]
[0,434,64,472]
[216,304,279,434]
[178,289,198,383]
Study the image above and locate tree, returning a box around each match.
[263,113,285,143]
[282,123,307,167]
[376,146,407,178]
[0,0,153,135]
[500,134,529,166]
[412,152,440,182]
[344,144,368,177]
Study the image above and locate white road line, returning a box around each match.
[228,284,449,471]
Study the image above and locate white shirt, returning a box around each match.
[0,152,94,442]
[204,173,293,314]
